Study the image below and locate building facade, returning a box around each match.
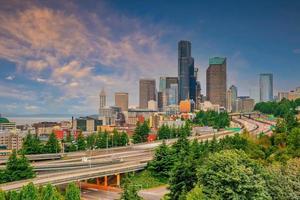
[115,92,129,112]
[206,57,227,108]
[229,85,238,112]
[236,97,255,113]
[178,40,196,102]
[139,79,156,109]
[259,73,273,102]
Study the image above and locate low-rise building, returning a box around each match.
[73,116,102,132]
[199,101,220,113]
[0,130,23,150]
[236,97,255,112]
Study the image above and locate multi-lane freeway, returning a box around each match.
[0,115,273,191]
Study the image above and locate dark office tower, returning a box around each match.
[139,79,156,109]
[206,57,227,108]
[157,91,163,111]
[178,40,195,102]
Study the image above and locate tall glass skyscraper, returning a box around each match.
[178,40,196,102]
[259,73,273,102]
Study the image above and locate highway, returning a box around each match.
[0,116,273,191]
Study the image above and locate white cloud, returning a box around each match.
[0,1,176,113]
[5,75,15,80]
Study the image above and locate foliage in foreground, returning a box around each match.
[0,182,79,200]
[150,124,300,200]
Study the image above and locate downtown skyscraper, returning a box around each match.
[259,73,273,102]
[206,57,227,108]
[139,79,156,109]
[178,40,196,102]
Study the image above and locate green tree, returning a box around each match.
[168,151,197,200]
[197,150,270,200]
[40,184,63,200]
[287,128,300,156]
[44,133,61,153]
[19,182,39,200]
[265,158,300,200]
[6,191,19,200]
[77,132,86,151]
[158,124,171,140]
[120,131,129,146]
[22,133,43,154]
[186,185,207,200]
[65,182,80,200]
[0,190,5,200]
[86,133,97,149]
[5,150,35,182]
[120,179,142,200]
[148,140,174,178]
[132,121,150,143]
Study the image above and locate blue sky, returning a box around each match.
[0,0,299,115]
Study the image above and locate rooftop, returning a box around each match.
[0,118,9,124]
[209,57,226,65]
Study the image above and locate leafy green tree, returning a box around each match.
[22,133,43,154]
[65,182,80,200]
[265,158,300,200]
[44,133,61,153]
[77,132,86,151]
[96,131,109,148]
[0,190,5,200]
[132,121,150,143]
[287,128,300,156]
[148,140,174,178]
[6,191,19,200]
[120,179,142,200]
[197,150,270,200]
[186,185,207,200]
[19,182,39,200]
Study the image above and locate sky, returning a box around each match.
[0,0,300,115]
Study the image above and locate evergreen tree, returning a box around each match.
[40,184,63,200]
[65,182,80,200]
[112,129,121,147]
[44,133,61,153]
[168,151,197,200]
[77,132,86,151]
[86,133,97,149]
[120,131,129,146]
[19,182,39,200]
[120,179,142,200]
[5,150,35,182]
[22,133,43,154]
[158,124,171,140]
[132,121,150,143]
[148,140,174,178]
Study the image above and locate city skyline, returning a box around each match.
[0,0,300,114]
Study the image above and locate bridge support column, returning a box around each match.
[104,176,108,187]
[96,177,100,185]
[116,174,120,187]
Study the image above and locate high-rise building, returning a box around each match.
[249,87,260,104]
[115,92,129,112]
[168,83,178,105]
[159,77,179,107]
[99,88,106,109]
[236,97,255,113]
[229,85,238,112]
[226,89,232,112]
[206,57,227,108]
[178,40,196,102]
[259,73,273,102]
[157,92,163,111]
[139,79,156,109]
